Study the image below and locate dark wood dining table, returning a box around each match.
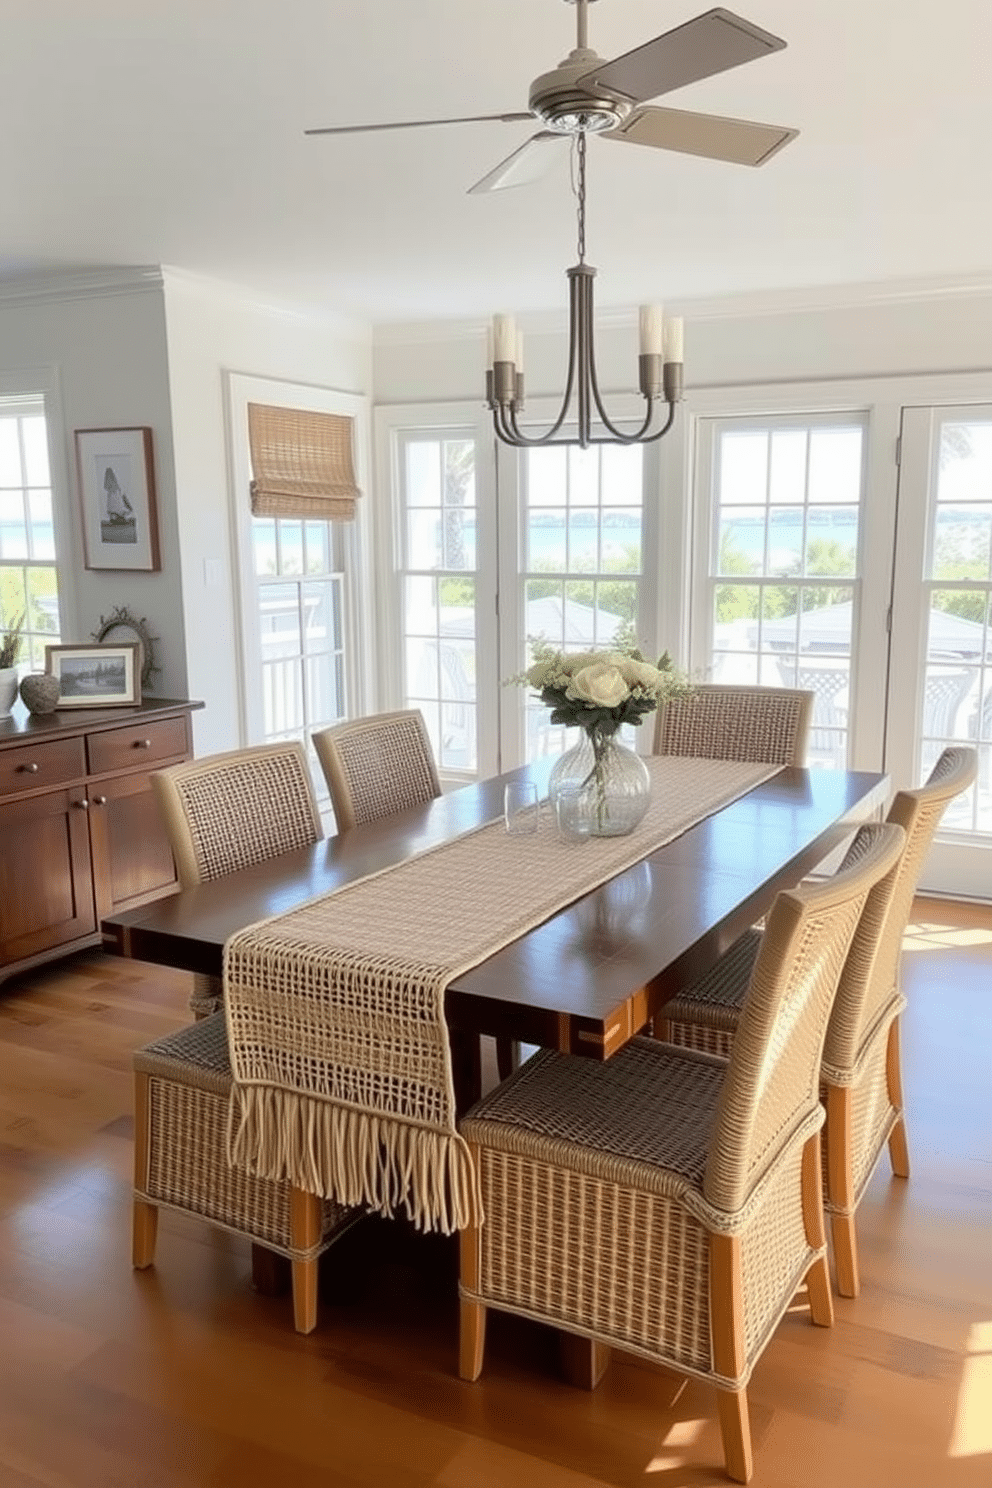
[103,756,888,1387]
[102,757,889,1111]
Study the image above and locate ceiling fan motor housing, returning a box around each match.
[529,50,633,134]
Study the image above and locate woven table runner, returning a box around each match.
[224,756,777,1233]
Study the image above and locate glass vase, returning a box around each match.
[548,728,651,837]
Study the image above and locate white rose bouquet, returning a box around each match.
[512,629,689,740]
[509,628,692,835]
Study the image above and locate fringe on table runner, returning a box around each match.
[227,1083,482,1235]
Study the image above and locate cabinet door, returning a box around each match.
[88,770,179,920]
[0,789,96,964]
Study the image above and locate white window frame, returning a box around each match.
[377,393,673,778]
[494,394,666,769]
[226,372,373,748]
[374,401,499,780]
[0,368,74,651]
[685,379,902,773]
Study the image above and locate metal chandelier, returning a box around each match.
[485,129,683,450]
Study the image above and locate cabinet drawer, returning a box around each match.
[0,736,87,798]
[86,716,189,775]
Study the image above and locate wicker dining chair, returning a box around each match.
[311,708,523,1080]
[656,746,978,1297]
[653,683,814,765]
[312,709,441,832]
[459,822,905,1483]
[151,741,322,1016]
[131,1012,359,1333]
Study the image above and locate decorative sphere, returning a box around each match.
[19,672,61,714]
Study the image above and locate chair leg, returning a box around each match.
[823,1085,859,1300]
[292,1258,319,1335]
[716,1388,753,1484]
[289,1187,322,1335]
[710,1233,753,1483]
[801,1131,836,1322]
[829,1213,860,1302]
[458,1185,486,1381]
[132,1199,158,1268]
[886,1019,910,1179]
[459,1296,487,1382]
[132,1072,158,1268]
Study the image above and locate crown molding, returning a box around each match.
[0,265,164,306]
[373,272,992,346]
[159,265,371,341]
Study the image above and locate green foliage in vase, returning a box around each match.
[0,612,24,669]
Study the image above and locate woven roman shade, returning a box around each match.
[247,402,361,521]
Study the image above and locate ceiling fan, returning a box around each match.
[305,1,798,193]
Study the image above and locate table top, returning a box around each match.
[103,759,888,1063]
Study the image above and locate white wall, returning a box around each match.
[161,271,372,755]
[0,272,184,691]
[372,280,992,404]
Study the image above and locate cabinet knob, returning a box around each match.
[74,799,90,810]
[134,738,152,749]
[92,794,107,806]
[18,762,40,774]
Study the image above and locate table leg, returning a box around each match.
[251,1243,290,1296]
[559,1334,612,1389]
[449,1026,483,1115]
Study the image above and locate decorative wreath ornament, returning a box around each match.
[92,606,160,691]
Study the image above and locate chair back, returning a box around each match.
[822,746,977,1074]
[313,709,441,831]
[152,741,321,888]
[703,822,906,1213]
[653,684,814,766]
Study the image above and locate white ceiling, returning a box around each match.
[4,1,992,324]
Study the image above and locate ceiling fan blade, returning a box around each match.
[468,132,565,195]
[604,105,797,167]
[580,8,786,105]
[305,111,532,137]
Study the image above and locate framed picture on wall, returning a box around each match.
[74,426,160,571]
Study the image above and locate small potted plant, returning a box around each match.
[0,611,24,713]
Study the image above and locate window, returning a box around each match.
[383,405,659,779]
[918,413,992,833]
[0,398,61,670]
[518,442,645,760]
[227,374,369,776]
[397,431,480,775]
[698,413,867,768]
[250,516,346,744]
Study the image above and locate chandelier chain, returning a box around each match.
[576,130,587,264]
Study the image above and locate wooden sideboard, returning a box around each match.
[0,697,202,985]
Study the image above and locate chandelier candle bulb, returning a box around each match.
[515,329,525,375]
[638,304,664,356]
[493,314,517,364]
[663,316,684,364]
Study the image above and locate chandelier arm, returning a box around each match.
[584,288,662,441]
[502,398,571,446]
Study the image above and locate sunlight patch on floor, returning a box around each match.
[903,920,992,951]
[644,1416,706,1471]
[949,1320,992,1457]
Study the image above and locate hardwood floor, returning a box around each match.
[0,897,989,1486]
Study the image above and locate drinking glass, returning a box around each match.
[504,781,540,834]
[553,783,591,843]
